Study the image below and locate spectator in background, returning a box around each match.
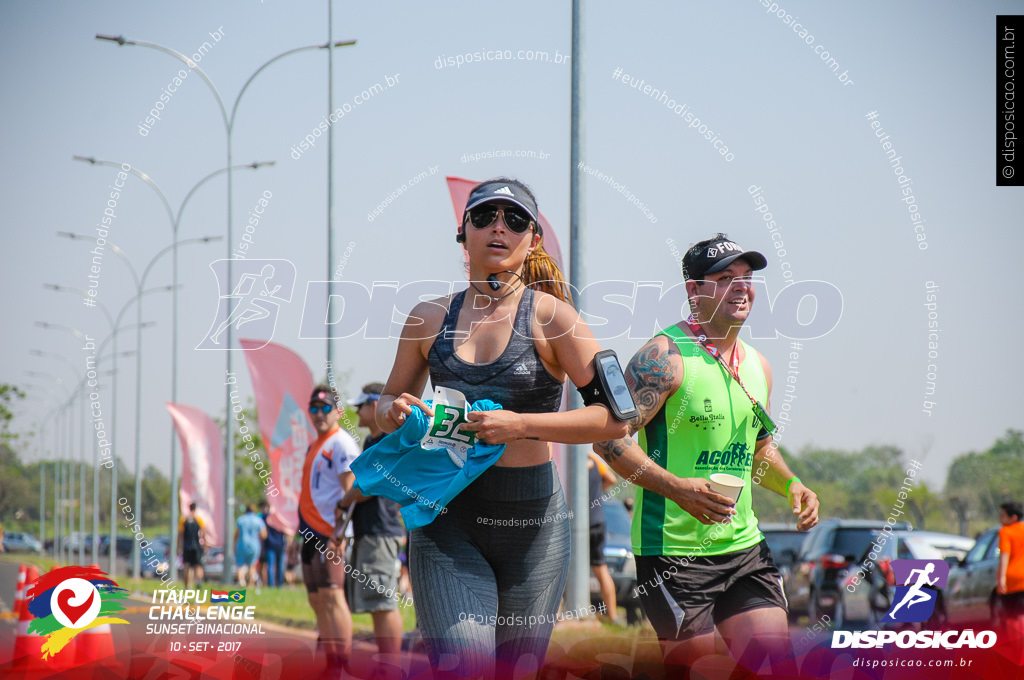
[178,502,206,588]
[285,535,300,587]
[235,503,267,588]
[998,501,1024,643]
[339,383,404,680]
[299,385,360,677]
[259,500,286,588]
[588,450,620,624]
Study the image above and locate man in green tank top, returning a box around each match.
[596,233,819,674]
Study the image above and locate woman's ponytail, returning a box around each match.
[523,239,574,306]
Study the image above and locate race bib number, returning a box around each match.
[420,387,477,467]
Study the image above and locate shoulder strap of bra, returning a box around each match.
[440,290,467,341]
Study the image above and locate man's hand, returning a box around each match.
[788,481,820,531]
[331,504,349,549]
[998,580,1007,595]
[463,410,527,445]
[668,477,737,525]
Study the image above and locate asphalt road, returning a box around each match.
[0,557,837,679]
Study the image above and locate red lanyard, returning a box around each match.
[683,316,775,435]
[684,316,740,379]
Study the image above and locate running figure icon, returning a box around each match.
[210,264,284,345]
[889,562,939,616]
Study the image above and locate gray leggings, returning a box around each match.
[410,461,570,679]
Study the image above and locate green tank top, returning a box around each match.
[632,325,768,556]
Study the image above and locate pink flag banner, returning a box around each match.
[166,402,225,547]
[240,338,317,536]
[445,176,565,270]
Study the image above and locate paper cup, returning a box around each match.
[709,473,745,504]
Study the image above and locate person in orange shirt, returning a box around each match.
[298,385,361,678]
[998,501,1024,630]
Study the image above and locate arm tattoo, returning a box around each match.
[626,342,679,430]
[595,340,680,462]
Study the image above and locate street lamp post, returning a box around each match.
[26,373,71,561]
[30,351,86,563]
[40,287,166,574]
[97,31,355,580]
[56,234,218,578]
[74,157,262,580]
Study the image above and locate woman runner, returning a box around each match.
[377,177,628,678]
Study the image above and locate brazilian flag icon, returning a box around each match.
[228,590,246,603]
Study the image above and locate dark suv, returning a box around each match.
[787,518,912,620]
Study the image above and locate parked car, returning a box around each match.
[835,530,974,629]
[589,499,642,624]
[759,523,807,619]
[787,518,912,621]
[3,532,43,553]
[141,543,172,579]
[942,527,1004,627]
[203,546,226,583]
[99,535,135,557]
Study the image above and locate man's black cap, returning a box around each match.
[683,237,768,281]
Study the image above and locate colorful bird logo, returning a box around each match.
[26,565,129,659]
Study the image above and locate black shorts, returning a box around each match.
[635,540,787,641]
[590,524,607,567]
[183,547,203,567]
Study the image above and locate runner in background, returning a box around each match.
[178,502,205,588]
[588,450,620,623]
[235,503,267,588]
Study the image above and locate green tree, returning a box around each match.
[0,383,26,447]
[945,429,1024,536]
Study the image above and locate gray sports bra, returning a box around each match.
[428,287,564,414]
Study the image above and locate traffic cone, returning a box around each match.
[12,563,26,615]
[12,569,47,670]
[75,564,118,668]
[34,561,77,667]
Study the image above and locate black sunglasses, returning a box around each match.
[309,404,335,415]
[465,204,534,234]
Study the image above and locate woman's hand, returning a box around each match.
[462,410,527,445]
[383,393,433,430]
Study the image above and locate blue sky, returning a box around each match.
[2,0,1021,489]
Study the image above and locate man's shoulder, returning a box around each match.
[326,428,360,453]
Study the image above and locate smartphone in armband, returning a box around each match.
[594,350,639,421]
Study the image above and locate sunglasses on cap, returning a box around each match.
[465,204,534,234]
[309,404,335,415]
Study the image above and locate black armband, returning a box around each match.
[576,350,638,421]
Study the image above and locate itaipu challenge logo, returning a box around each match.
[26,565,129,659]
